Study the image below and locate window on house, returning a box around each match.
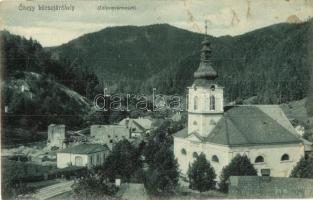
[281,154,290,161]
[97,154,100,164]
[75,156,83,166]
[255,156,264,163]
[109,139,113,143]
[181,148,187,155]
[212,155,219,163]
[193,152,198,158]
[194,96,198,110]
[90,156,93,165]
[210,95,215,111]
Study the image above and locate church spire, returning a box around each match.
[193,20,218,86]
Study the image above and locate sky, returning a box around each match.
[0,0,312,47]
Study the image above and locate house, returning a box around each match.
[173,33,308,179]
[90,125,130,145]
[119,117,152,137]
[57,144,109,169]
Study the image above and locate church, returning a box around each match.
[173,31,306,179]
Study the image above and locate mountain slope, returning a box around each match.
[49,21,313,103]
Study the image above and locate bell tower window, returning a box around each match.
[194,96,198,110]
[210,95,215,111]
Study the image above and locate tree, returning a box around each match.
[187,153,216,192]
[72,171,118,200]
[103,140,142,182]
[290,157,313,179]
[144,144,179,195]
[143,121,172,166]
[219,154,257,193]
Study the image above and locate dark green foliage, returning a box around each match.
[143,119,180,194]
[72,170,118,200]
[219,154,257,193]
[48,21,313,103]
[305,67,313,117]
[144,145,179,195]
[103,140,142,182]
[290,157,313,179]
[303,130,313,142]
[187,153,216,192]
[305,20,313,117]
[143,120,174,165]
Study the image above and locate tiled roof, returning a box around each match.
[58,144,109,154]
[119,118,152,130]
[174,105,302,146]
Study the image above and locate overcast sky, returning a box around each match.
[0,0,312,47]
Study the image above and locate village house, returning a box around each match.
[57,143,109,169]
[119,117,152,137]
[173,33,311,179]
[90,125,130,145]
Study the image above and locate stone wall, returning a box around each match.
[47,124,66,149]
[229,176,313,198]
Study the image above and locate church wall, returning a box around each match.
[229,143,304,177]
[174,136,304,180]
[174,137,229,177]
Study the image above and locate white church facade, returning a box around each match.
[173,32,306,179]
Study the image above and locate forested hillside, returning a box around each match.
[49,20,313,104]
[1,31,100,144]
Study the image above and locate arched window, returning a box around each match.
[193,152,198,158]
[210,95,215,111]
[194,96,198,110]
[181,148,187,155]
[281,154,290,161]
[212,155,219,163]
[255,156,264,163]
[193,121,197,125]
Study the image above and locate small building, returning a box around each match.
[47,124,66,149]
[90,125,130,144]
[57,144,109,169]
[119,117,152,137]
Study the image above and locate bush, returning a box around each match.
[290,157,313,178]
[72,172,117,200]
[219,154,257,193]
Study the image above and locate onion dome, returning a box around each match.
[193,21,218,86]
[193,38,217,86]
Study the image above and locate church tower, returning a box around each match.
[187,22,224,137]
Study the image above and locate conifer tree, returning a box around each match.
[187,153,216,192]
[219,154,257,193]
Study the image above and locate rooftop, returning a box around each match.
[58,144,109,154]
[174,105,302,146]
